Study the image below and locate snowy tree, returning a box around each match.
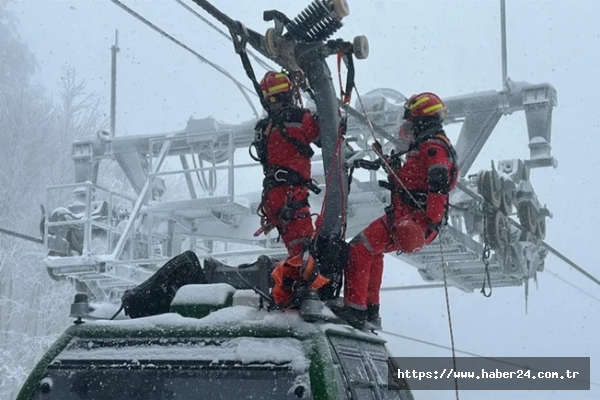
[0,4,110,398]
[0,0,36,88]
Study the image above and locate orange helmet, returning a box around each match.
[260,71,293,102]
[403,92,447,122]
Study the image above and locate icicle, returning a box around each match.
[524,278,529,315]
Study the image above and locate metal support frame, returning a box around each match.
[41,0,562,301]
[110,30,119,138]
[500,0,508,87]
[110,137,172,260]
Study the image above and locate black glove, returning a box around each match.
[372,141,383,155]
[353,159,381,170]
[426,220,442,237]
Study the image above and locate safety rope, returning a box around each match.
[333,50,355,237]
[112,0,600,303]
[236,262,275,307]
[354,87,427,211]
[481,223,493,297]
[438,235,460,400]
[109,303,125,320]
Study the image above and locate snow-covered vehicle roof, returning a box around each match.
[17,285,414,400]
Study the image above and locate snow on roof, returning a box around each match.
[88,305,311,333]
[54,336,311,374]
[88,302,129,320]
[85,304,384,343]
[232,289,260,307]
[171,283,236,306]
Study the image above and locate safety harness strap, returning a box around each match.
[263,116,315,160]
[378,181,428,210]
[263,166,322,195]
[337,50,355,105]
[377,130,458,229]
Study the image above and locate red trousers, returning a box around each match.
[344,202,437,309]
[262,185,314,257]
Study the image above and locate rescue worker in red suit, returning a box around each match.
[251,71,324,307]
[330,92,458,329]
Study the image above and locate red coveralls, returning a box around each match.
[343,132,458,309]
[259,107,320,257]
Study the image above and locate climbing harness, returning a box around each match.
[226,20,356,305]
[228,22,313,164]
[351,103,458,254]
[354,85,460,399]
[227,25,322,244]
[249,110,316,166]
[376,129,458,221]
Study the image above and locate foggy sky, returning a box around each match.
[8,1,600,399]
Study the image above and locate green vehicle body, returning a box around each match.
[17,285,414,400]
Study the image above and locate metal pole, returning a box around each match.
[298,53,347,237]
[110,138,173,260]
[110,30,119,138]
[500,0,508,86]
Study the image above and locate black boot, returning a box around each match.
[329,304,367,330]
[366,304,382,330]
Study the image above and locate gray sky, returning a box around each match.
[9,0,600,398]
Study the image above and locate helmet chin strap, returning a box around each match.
[412,117,443,136]
[267,92,297,113]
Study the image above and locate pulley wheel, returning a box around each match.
[517,203,537,235]
[536,217,546,240]
[265,28,278,56]
[500,190,513,215]
[353,35,369,59]
[479,170,502,209]
[333,0,350,18]
[485,209,509,251]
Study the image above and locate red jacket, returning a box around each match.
[263,107,320,180]
[387,132,458,224]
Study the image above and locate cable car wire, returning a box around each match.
[174,0,274,72]
[0,227,43,244]
[110,0,599,295]
[109,0,260,119]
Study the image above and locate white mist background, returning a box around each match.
[8,0,600,399]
